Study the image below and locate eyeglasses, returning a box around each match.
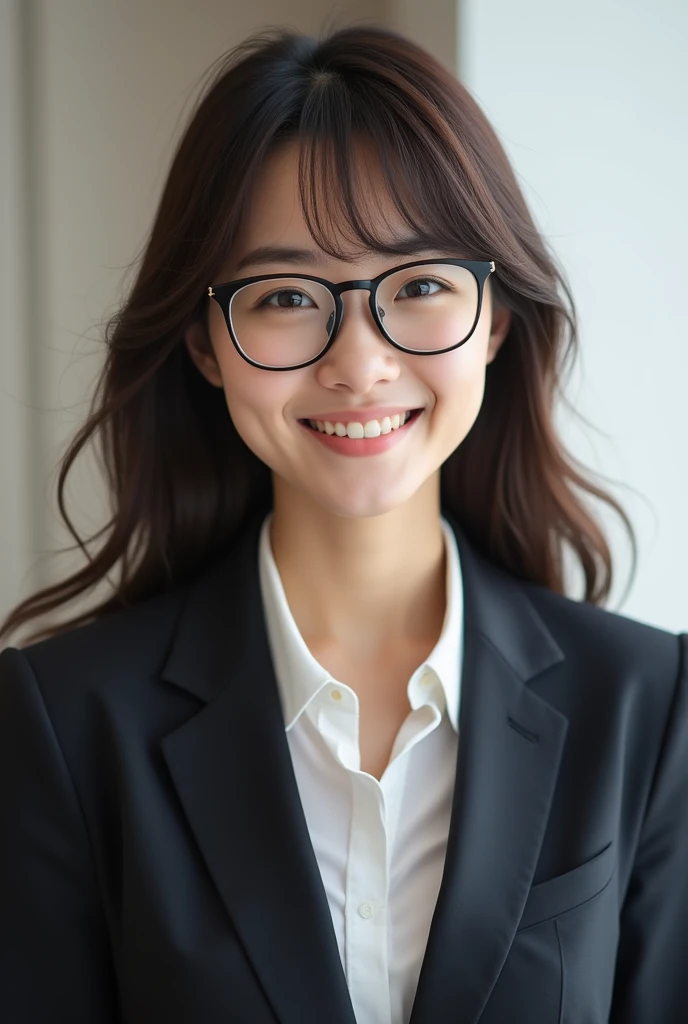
[206,258,495,371]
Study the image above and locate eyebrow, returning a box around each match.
[233,236,441,274]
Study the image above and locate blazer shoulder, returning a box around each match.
[521,577,683,693]
[2,580,191,707]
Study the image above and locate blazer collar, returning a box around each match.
[160,507,569,1024]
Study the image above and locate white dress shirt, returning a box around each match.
[258,513,464,1024]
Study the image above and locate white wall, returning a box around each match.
[461,0,688,631]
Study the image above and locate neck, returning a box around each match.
[269,474,446,658]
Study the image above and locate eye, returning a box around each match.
[396,277,450,300]
[257,289,317,309]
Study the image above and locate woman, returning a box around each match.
[0,23,685,1024]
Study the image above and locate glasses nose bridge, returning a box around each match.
[333,277,380,316]
[330,278,384,344]
[334,278,376,299]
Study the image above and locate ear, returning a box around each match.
[486,302,511,364]
[184,322,224,388]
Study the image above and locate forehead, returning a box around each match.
[231,138,407,263]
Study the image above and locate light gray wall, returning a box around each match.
[0,0,458,642]
[386,0,457,72]
[461,0,688,631]
[1,0,34,626]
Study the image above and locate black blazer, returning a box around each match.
[1,508,687,1024]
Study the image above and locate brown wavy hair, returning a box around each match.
[0,22,637,648]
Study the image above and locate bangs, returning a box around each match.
[289,72,487,262]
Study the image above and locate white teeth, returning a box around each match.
[308,410,414,437]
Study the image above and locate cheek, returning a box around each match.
[215,344,298,457]
[425,339,490,429]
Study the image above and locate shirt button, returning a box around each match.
[358,902,374,918]
[421,670,434,687]
[330,688,342,702]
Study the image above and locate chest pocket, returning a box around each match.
[517,840,616,931]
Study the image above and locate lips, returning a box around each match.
[298,407,422,456]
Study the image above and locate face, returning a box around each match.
[185,140,511,521]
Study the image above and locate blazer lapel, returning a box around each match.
[159,512,357,1024]
[409,508,569,1024]
[158,507,570,1024]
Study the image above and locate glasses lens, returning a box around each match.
[376,264,479,352]
[229,278,335,368]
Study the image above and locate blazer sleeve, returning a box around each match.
[0,646,119,1023]
[610,631,688,1023]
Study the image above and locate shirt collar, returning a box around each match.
[258,511,464,733]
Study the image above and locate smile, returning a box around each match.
[298,409,423,457]
[305,410,413,438]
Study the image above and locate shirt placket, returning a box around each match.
[346,771,391,1024]
[315,687,392,1023]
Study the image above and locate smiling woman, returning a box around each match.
[0,27,632,643]
[0,21,686,1024]
[185,140,508,527]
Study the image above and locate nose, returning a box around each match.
[315,288,401,391]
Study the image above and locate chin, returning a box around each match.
[307,481,420,521]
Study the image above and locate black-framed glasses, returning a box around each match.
[206,258,495,371]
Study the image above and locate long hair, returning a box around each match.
[0,23,637,648]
